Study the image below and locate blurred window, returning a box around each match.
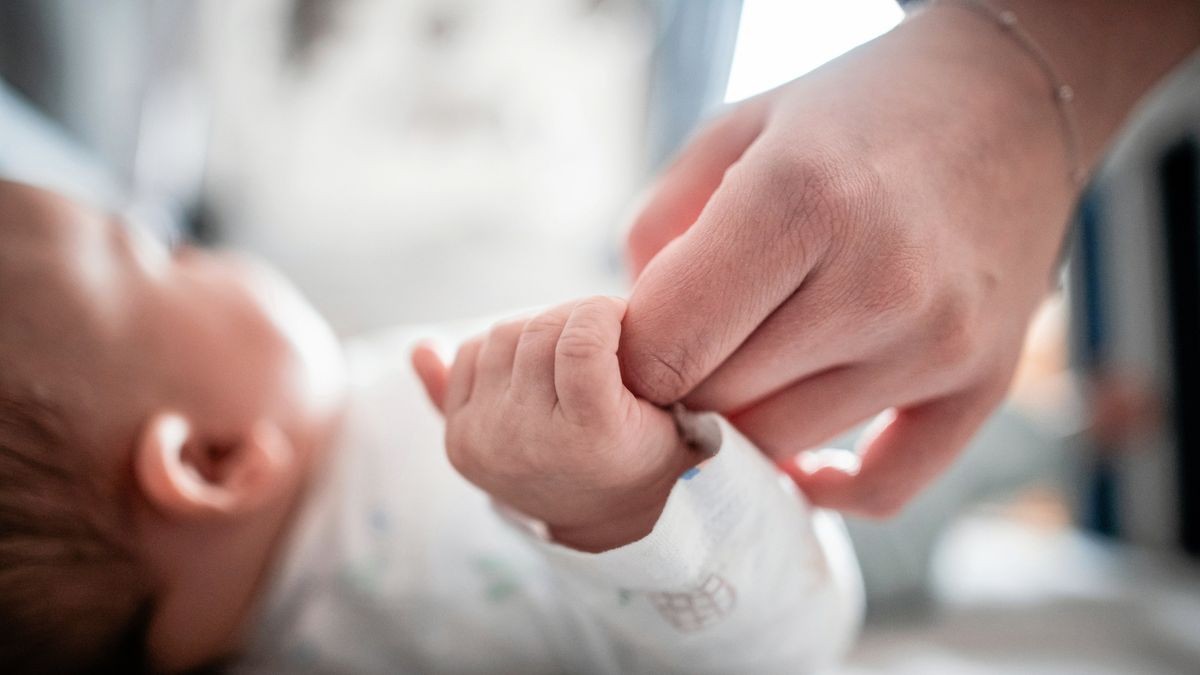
[725,0,902,102]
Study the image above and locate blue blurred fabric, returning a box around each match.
[0,78,121,209]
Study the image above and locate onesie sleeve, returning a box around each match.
[508,413,864,674]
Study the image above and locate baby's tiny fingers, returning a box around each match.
[411,342,449,414]
[476,318,526,395]
[512,301,576,404]
[555,296,627,424]
[445,336,484,414]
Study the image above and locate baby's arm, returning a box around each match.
[413,297,862,672]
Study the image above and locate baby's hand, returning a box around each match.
[413,297,695,552]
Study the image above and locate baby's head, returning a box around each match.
[0,181,346,672]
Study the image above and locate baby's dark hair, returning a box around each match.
[0,390,155,673]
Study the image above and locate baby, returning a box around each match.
[0,179,862,674]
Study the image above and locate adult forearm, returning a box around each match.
[931,0,1200,171]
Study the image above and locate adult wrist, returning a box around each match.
[928,0,1085,185]
[890,5,1074,204]
[945,0,1200,171]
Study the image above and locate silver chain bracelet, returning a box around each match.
[930,0,1087,186]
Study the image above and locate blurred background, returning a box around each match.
[1,1,1199,672]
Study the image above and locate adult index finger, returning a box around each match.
[626,96,771,277]
[618,135,853,406]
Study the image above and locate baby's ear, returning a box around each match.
[133,412,298,519]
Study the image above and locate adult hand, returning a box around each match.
[618,2,1200,516]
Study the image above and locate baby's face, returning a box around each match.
[0,180,350,669]
[0,179,345,485]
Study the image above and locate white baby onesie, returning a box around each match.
[236,326,863,674]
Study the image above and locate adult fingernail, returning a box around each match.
[793,448,861,476]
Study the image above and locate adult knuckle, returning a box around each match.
[762,147,878,247]
[925,290,979,368]
[859,244,934,322]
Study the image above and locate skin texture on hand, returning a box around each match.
[618,2,1200,517]
[414,297,694,553]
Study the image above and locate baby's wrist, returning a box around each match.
[547,506,665,553]
[544,435,696,553]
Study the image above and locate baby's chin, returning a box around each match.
[229,253,348,419]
